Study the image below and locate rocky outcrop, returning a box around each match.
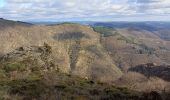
[0,43,58,73]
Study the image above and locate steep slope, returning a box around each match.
[93,26,163,70]
[92,23,170,68]
[1,63,168,100]
[0,23,122,82]
[0,46,169,99]
[0,50,169,99]
[1,19,170,94]
[92,26,170,92]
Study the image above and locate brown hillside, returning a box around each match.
[0,22,122,82]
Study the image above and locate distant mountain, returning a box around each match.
[29,21,60,25]
[90,22,170,41]
[0,18,33,29]
[29,21,95,25]
[90,22,170,30]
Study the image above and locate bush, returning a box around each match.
[117,35,136,44]
[8,79,48,98]
[3,62,26,73]
[139,44,155,55]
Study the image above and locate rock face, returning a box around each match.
[0,21,122,82]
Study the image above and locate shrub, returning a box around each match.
[117,35,136,44]
[139,44,155,55]
[8,79,48,98]
[3,62,26,73]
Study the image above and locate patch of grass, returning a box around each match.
[3,62,26,73]
[93,26,115,37]
[27,71,43,81]
[117,35,136,44]
[0,71,168,100]
[0,81,9,100]
[8,79,48,98]
[103,87,140,99]
[0,69,6,79]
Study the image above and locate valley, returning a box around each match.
[0,18,170,99]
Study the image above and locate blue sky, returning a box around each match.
[0,0,170,21]
[0,0,5,7]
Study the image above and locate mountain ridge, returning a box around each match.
[0,18,33,29]
[0,18,170,99]
[0,19,122,82]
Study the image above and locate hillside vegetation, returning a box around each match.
[0,45,169,99]
[0,19,170,99]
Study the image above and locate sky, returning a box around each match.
[0,0,170,22]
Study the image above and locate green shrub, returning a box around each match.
[93,26,114,37]
[8,79,48,98]
[59,22,79,25]
[0,69,6,79]
[139,44,155,55]
[27,72,43,81]
[3,62,26,73]
[117,35,136,44]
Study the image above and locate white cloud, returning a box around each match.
[0,0,169,21]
